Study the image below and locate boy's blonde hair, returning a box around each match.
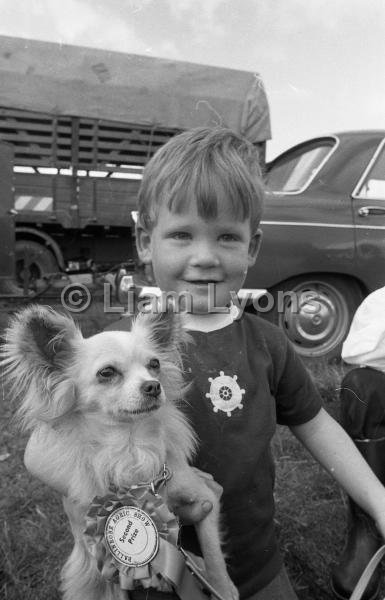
[137,127,264,231]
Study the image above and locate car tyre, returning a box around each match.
[258,275,364,360]
[15,240,58,290]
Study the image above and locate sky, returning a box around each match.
[0,0,384,159]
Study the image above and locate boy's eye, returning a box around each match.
[219,233,238,242]
[170,231,190,240]
[97,366,118,380]
[147,358,160,370]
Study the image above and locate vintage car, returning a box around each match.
[245,130,385,359]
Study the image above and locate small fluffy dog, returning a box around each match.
[2,306,237,600]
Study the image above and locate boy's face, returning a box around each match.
[137,201,262,314]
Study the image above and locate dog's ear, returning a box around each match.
[132,311,191,403]
[4,305,81,369]
[133,310,188,350]
[1,305,82,428]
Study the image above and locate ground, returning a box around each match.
[0,296,361,599]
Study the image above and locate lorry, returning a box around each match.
[0,35,270,293]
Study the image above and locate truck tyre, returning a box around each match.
[259,275,364,360]
[15,240,58,289]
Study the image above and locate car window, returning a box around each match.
[354,139,385,200]
[266,139,336,193]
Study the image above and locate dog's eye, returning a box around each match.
[97,366,117,380]
[147,358,160,370]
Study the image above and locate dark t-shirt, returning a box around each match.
[178,313,322,598]
[105,312,322,598]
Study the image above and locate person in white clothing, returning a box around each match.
[331,286,385,600]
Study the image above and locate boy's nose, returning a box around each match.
[141,380,161,397]
[190,242,220,267]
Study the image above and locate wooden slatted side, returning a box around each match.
[78,119,179,169]
[0,107,180,171]
[0,108,72,167]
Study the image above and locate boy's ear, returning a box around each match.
[135,225,153,265]
[248,228,263,266]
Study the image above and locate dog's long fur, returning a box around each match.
[1,306,237,600]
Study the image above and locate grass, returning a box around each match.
[0,298,353,599]
[273,360,347,600]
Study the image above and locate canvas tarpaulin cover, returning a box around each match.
[0,35,271,143]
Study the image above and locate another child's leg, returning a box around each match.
[331,367,385,600]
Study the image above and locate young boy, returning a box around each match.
[25,128,385,600]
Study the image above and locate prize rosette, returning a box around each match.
[83,485,209,598]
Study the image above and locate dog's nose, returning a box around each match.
[141,380,161,397]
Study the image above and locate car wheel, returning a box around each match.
[262,276,364,360]
[15,240,58,290]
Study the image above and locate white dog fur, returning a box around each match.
[1,306,237,600]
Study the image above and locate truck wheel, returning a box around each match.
[261,276,364,360]
[15,240,58,290]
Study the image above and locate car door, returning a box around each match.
[246,136,356,290]
[352,138,385,292]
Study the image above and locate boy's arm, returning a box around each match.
[290,407,385,537]
[25,428,217,523]
[24,428,69,496]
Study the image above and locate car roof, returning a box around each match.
[334,129,385,139]
[269,130,385,165]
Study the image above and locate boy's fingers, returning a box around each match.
[191,467,214,481]
[190,468,223,497]
[168,488,197,506]
[166,467,222,523]
[173,499,213,524]
[201,500,213,513]
[199,477,223,499]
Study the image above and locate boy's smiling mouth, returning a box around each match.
[190,281,216,285]
[184,279,221,285]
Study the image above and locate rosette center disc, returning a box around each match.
[105,506,159,567]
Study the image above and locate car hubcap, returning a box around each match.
[278,281,349,357]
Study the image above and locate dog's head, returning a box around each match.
[73,311,187,422]
[2,305,187,428]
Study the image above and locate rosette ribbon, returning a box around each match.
[84,485,218,599]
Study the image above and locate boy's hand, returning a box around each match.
[167,467,223,525]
